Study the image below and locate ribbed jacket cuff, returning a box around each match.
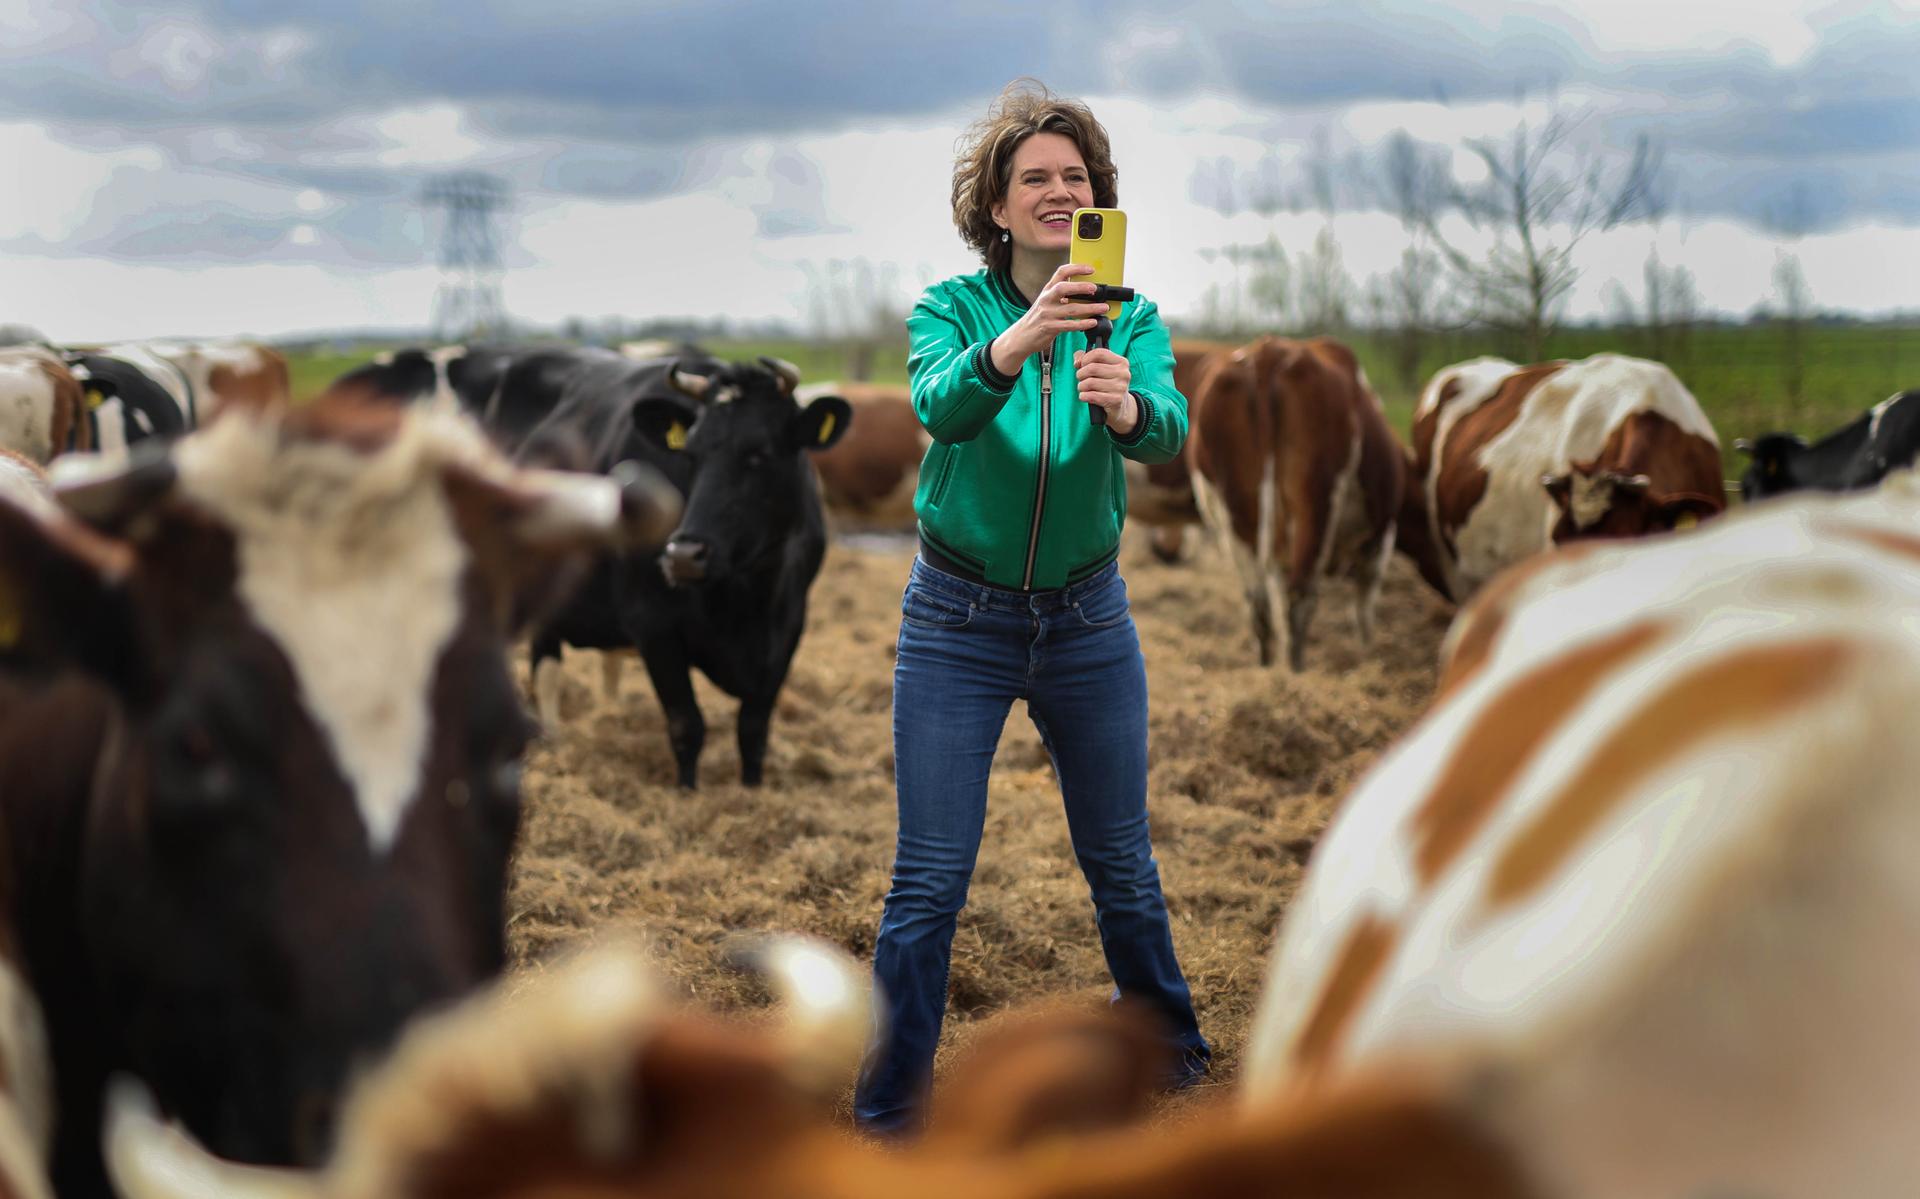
[972,340,1017,393]
[1111,391,1155,447]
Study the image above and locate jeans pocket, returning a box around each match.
[1073,574,1131,629]
[901,582,974,629]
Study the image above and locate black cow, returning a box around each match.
[0,395,680,1195]
[64,350,192,451]
[323,346,513,418]
[1739,390,1920,501]
[517,356,850,787]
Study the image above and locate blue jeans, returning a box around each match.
[853,556,1210,1134]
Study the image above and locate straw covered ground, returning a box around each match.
[505,529,1456,1111]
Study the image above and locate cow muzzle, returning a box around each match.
[658,538,709,587]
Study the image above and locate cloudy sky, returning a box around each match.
[4,0,1916,342]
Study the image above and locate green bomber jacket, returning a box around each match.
[906,268,1189,591]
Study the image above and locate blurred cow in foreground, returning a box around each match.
[1411,353,1724,601]
[1186,336,1419,670]
[0,397,679,1195]
[1244,476,1920,1196]
[109,935,1539,1199]
[1737,388,1920,502]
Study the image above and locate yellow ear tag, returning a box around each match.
[666,422,686,451]
[1675,513,1699,530]
[817,412,836,445]
[86,387,106,410]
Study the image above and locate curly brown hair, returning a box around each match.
[951,79,1118,274]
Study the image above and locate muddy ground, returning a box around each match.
[505,530,1455,1113]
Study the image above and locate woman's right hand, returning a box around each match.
[991,263,1109,373]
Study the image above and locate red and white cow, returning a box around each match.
[0,395,680,1194]
[1411,353,1724,600]
[0,347,89,463]
[141,340,292,419]
[1243,475,1920,1195]
[1187,336,1407,670]
[1120,338,1233,565]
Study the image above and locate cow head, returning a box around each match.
[0,398,679,1170]
[1735,433,1808,502]
[635,357,851,587]
[1543,467,1721,541]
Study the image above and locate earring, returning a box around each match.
[1000,229,1009,243]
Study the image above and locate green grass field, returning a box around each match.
[290,323,1919,484]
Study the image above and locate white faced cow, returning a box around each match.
[0,395,679,1195]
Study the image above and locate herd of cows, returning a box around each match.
[0,328,1916,1196]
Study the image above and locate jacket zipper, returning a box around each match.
[1022,345,1052,590]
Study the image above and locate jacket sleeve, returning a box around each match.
[1109,298,1189,465]
[906,293,1017,445]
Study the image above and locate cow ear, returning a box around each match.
[633,398,695,453]
[790,396,851,453]
[0,490,144,688]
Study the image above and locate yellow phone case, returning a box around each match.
[1070,208,1127,319]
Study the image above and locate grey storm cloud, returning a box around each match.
[4,0,1918,260]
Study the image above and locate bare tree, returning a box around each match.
[1244,235,1294,333]
[1642,247,1699,363]
[1371,244,1460,389]
[801,257,905,381]
[1296,226,1352,334]
[1773,251,1813,404]
[1404,114,1663,360]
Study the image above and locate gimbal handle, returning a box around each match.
[1083,285,1135,428]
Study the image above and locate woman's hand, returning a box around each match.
[990,263,1108,375]
[1074,347,1137,434]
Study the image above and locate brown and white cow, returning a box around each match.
[1412,353,1723,600]
[1243,475,1920,1195]
[141,340,291,419]
[1186,336,1406,670]
[797,381,925,531]
[1121,338,1232,564]
[0,347,89,463]
[0,396,680,1195]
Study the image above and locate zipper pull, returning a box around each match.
[1041,350,1052,401]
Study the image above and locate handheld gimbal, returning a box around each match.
[1083,283,1136,427]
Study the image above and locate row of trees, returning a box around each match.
[720,110,1828,393]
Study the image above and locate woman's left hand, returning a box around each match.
[1074,348,1138,435]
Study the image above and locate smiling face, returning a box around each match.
[991,131,1094,261]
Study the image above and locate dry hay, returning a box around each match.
[506,531,1455,1113]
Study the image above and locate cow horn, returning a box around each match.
[758,357,802,395]
[1733,438,1754,454]
[50,443,178,533]
[727,935,873,1097]
[668,360,712,400]
[104,1077,320,1199]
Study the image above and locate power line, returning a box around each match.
[422,170,510,340]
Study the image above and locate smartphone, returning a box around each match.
[1069,208,1127,320]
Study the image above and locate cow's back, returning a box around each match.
[1247,479,1920,1195]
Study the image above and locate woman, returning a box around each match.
[854,80,1210,1135]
